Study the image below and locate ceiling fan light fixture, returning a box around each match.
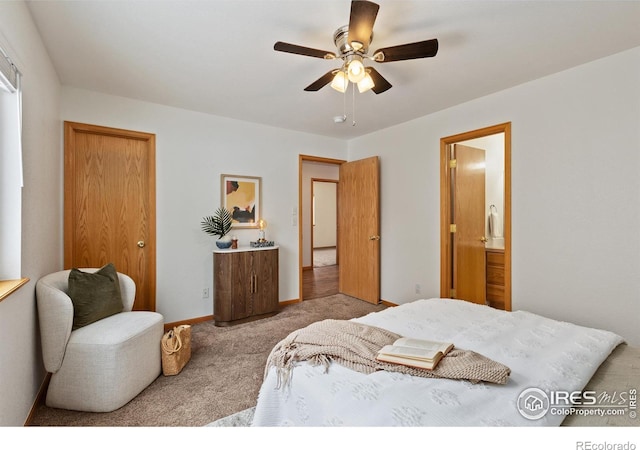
[357,72,375,93]
[351,40,364,52]
[346,57,365,83]
[330,70,348,93]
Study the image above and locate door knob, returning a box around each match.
[369,235,381,241]
[480,236,488,243]
[137,240,146,248]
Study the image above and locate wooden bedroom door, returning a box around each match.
[64,122,156,311]
[338,156,380,304]
[453,144,486,304]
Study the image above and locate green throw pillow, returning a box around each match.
[68,263,124,329]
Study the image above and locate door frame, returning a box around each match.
[298,155,345,302]
[440,122,511,311]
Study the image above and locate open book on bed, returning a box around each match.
[376,337,454,370]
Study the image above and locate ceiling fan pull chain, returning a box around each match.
[352,82,357,126]
[343,79,347,122]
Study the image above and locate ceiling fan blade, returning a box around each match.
[373,38,439,62]
[274,41,336,59]
[304,70,338,91]
[348,1,379,52]
[366,67,392,94]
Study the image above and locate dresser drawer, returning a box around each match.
[486,249,505,310]
[487,265,504,286]
[487,283,504,301]
[486,251,504,266]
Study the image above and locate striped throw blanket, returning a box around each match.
[265,319,511,387]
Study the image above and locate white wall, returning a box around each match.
[61,88,347,323]
[313,181,337,249]
[0,2,62,426]
[349,47,640,346]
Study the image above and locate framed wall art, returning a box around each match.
[221,174,261,228]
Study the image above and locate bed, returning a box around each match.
[252,298,632,426]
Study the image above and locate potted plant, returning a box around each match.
[201,207,233,249]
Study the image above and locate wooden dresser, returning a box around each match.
[485,248,505,310]
[213,246,279,326]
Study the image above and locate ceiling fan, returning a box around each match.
[274,0,438,95]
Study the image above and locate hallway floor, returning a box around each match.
[303,265,338,299]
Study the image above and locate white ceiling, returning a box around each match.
[26,0,640,140]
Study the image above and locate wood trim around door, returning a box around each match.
[440,122,512,311]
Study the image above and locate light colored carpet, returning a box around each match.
[313,247,336,267]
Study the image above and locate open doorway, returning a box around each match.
[299,154,381,304]
[440,123,511,311]
[299,155,344,301]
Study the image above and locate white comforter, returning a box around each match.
[252,298,623,426]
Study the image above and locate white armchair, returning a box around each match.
[36,268,164,412]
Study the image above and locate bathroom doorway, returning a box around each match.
[440,123,511,311]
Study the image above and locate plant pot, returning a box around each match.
[216,236,232,249]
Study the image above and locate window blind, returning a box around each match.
[0,44,23,279]
[0,47,19,93]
